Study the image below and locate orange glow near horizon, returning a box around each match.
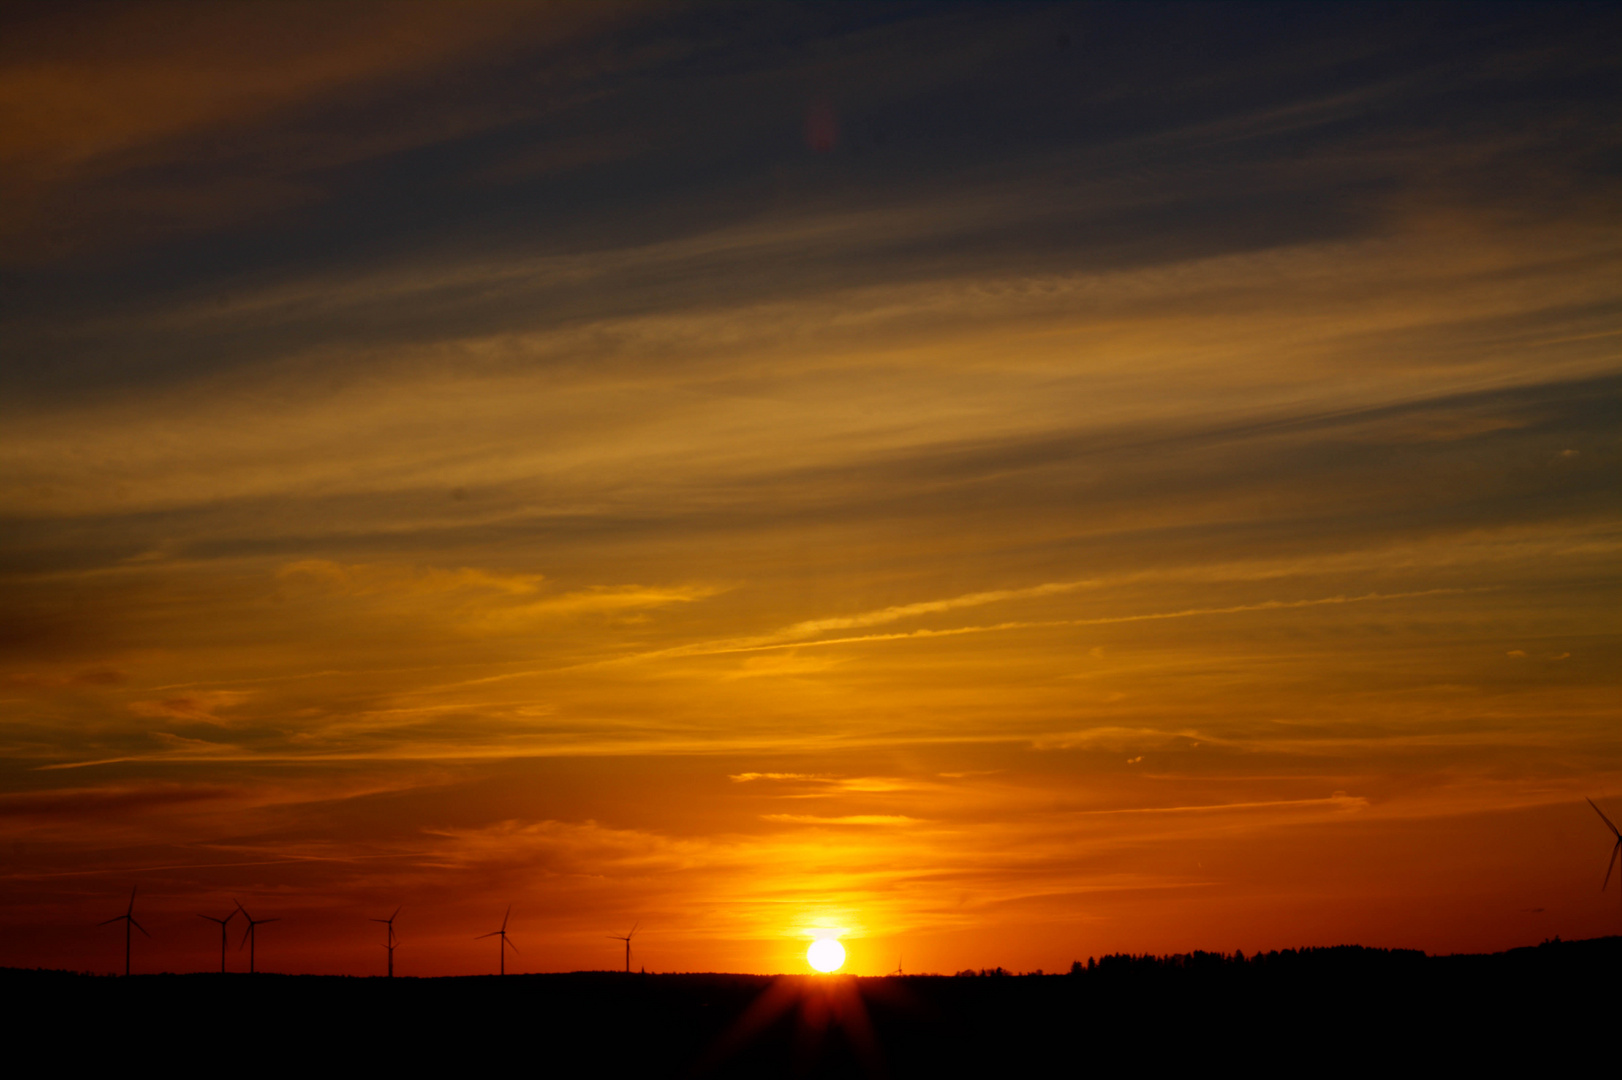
[1,3,1619,978]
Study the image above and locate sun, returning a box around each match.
[807,937,846,972]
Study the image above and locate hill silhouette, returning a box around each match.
[11,936,1614,1075]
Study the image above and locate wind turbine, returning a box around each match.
[1589,798,1622,918]
[371,907,401,977]
[609,922,638,973]
[198,909,237,973]
[477,905,519,975]
[99,886,149,976]
[891,953,904,976]
[235,900,279,975]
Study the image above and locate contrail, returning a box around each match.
[640,587,1485,659]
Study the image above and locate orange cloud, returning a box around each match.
[128,689,254,725]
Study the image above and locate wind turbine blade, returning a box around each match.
[240,927,252,949]
[476,930,500,939]
[370,918,389,924]
[501,905,511,931]
[235,899,253,920]
[1590,798,1622,838]
[131,920,150,938]
[390,906,401,922]
[127,886,137,915]
[1605,841,1621,891]
[260,918,280,924]
[99,916,125,926]
[505,937,520,955]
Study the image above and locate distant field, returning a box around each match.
[15,938,1615,1075]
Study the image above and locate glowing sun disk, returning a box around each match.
[807,938,846,972]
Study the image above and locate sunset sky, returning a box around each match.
[2,1,1619,977]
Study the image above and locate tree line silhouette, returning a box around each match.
[7,936,1618,1077]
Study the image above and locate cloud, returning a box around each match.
[423,817,720,878]
[3,668,128,689]
[0,3,1618,972]
[729,774,918,795]
[274,560,721,617]
[0,2,624,259]
[636,587,1484,664]
[485,584,724,620]
[271,559,721,637]
[1066,795,1370,817]
[0,783,232,820]
[774,580,1099,640]
[277,559,545,597]
[761,815,923,826]
[128,690,254,725]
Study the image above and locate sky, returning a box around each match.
[1,1,1619,977]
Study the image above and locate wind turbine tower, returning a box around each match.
[1589,798,1622,920]
[198,909,237,973]
[371,907,401,977]
[99,886,149,977]
[609,923,638,973]
[477,905,519,975]
[235,900,280,975]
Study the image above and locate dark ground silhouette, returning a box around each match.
[11,937,1615,1075]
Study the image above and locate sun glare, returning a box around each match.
[807,938,846,973]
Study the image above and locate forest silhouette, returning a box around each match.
[11,936,1614,1075]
